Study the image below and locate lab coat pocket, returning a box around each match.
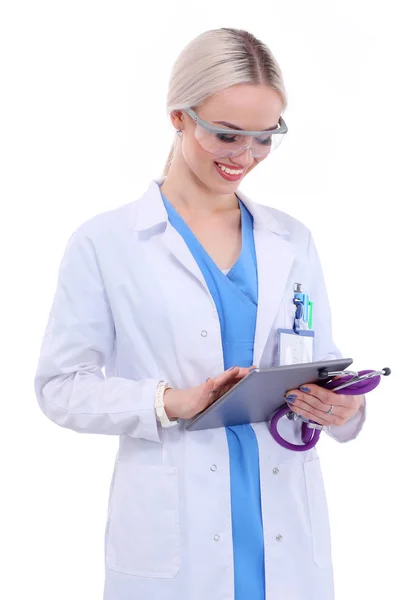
[106,464,181,578]
[303,458,332,569]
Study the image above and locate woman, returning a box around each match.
[34,28,366,600]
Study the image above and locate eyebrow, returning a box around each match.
[213,120,244,130]
[212,120,278,132]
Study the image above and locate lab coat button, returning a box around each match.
[214,534,220,542]
[273,467,279,475]
[210,464,217,472]
[201,330,208,337]
[276,534,283,542]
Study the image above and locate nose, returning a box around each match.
[231,146,254,168]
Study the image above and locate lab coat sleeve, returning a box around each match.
[307,232,366,443]
[34,226,161,442]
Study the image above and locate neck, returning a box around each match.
[160,152,239,217]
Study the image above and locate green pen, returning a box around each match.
[308,301,313,329]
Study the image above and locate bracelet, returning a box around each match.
[155,381,178,428]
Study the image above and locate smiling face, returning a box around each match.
[171,84,284,195]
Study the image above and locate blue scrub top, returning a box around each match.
[162,192,266,600]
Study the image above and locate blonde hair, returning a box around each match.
[162,28,287,176]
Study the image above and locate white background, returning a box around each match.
[1,1,399,598]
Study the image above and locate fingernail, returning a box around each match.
[249,367,257,371]
[300,386,310,392]
[286,394,297,403]
[228,366,236,370]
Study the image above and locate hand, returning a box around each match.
[285,383,365,427]
[164,366,255,420]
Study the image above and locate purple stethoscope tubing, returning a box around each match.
[270,368,391,452]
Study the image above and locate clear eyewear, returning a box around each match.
[185,107,288,159]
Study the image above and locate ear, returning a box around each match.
[170,110,184,131]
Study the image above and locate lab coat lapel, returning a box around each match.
[237,191,295,366]
[252,227,295,365]
[161,222,209,291]
[133,180,209,291]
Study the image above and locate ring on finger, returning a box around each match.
[326,404,334,415]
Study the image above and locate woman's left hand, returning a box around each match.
[285,383,365,427]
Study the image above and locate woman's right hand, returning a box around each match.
[163,365,255,420]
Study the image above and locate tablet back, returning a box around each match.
[185,358,353,432]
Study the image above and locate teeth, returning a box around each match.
[217,163,243,175]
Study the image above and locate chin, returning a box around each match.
[206,177,241,195]
[217,180,242,192]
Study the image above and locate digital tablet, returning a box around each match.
[184,357,353,431]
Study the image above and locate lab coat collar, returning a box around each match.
[132,178,290,237]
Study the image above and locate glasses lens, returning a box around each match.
[194,125,285,158]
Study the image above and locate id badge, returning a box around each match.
[278,328,315,366]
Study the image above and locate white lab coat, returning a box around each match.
[34,178,366,600]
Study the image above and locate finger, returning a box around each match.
[205,374,233,395]
[213,366,240,387]
[202,378,221,408]
[231,366,257,380]
[203,378,215,394]
[209,378,240,400]
[237,365,256,376]
[208,365,255,399]
[302,384,350,408]
[221,365,255,377]
[288,404,331,427]
[285,390,348,419]
[286,383,346,407]
[288,397,347,426]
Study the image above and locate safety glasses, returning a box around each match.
[185,107,288,159]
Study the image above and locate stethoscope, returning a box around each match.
[270,367,391,451]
